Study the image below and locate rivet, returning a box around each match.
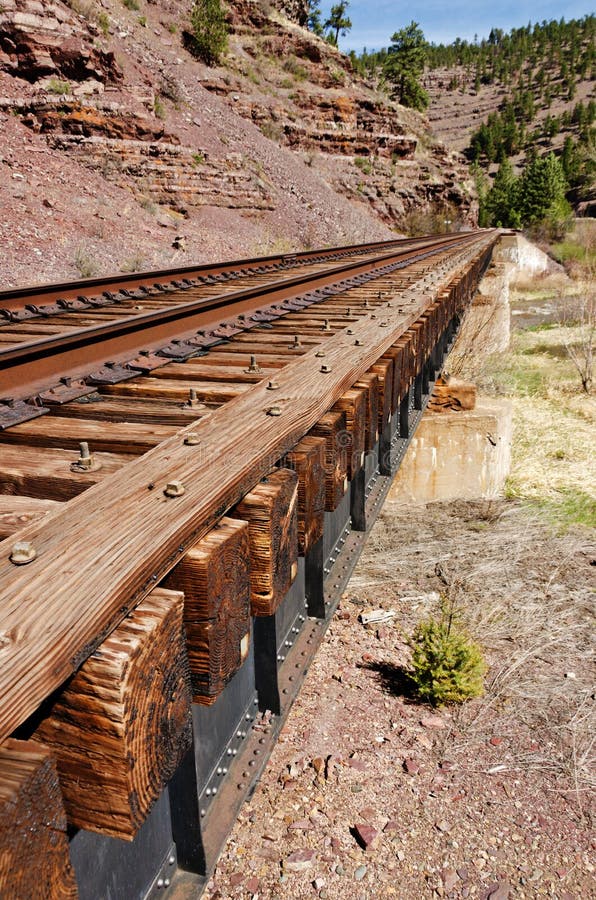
[168,856,175,866]
[164,879,171,888]
[298,615,305,622]
[320,364,332,374]
[157,879,164,889]
[205,788,212,796]
[217,767,222,774]
[201,809,206,817]
[266,406,282,416]
[245,713,251,720]
[249,760,255,767]
[266,380,279,390]
[236,731,242,738]
[212,787,217,795]
[280,655,285,661]
[245,354,262,374]
[184,432,200,445]
[253,698,258,704]
[282,688,288,694]
[164,480,185,497]
[289,675,294,682]
[223,767,228,774]
[10,541,36,566]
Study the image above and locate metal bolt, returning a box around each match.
[184,432,200,446]
[185,388,205,409]
[266,380,279,390]
[320,364,332,374]
[289,335,302,349]
[355,339,363,346]
[322,319,331,332]
[245,354,262,374]
[315,350,325,358]
[266,406,282,416]
[164,480,185,498]
[347,307,352,316]
[70,441,96,472]
[10,541,36,566]
[380,321,389,327]
[346,328,354,334]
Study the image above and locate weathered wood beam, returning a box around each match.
[163,518,251,705]
[32,588,192,840]
[0,738,77,899]
[233,469,299,617]
[0,235,496,742]
[283,436,326,555]
[0,496,62,540]
[310,409,349,511]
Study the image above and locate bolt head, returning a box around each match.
[266,406,282,416]
[184,432,200,446]
[320,364,332,374]
[10,542,36,566]
[266,380,279,390]
[164,480,185,498]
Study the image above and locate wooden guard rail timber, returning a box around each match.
[0,230,499,899]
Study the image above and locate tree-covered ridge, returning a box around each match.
[426,16,595,83]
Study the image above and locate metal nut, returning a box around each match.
[266,380,280,391]
[184,432,200,446]
[10,541,37,566]
[320,364,332,374]
[164,480,185,498]
[266,406,282,416]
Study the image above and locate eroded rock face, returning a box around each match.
[270,0,309,25]
[0,0,121,83]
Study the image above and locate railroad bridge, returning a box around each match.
[0,231,499,898]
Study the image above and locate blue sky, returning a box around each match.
[337,2,595,51]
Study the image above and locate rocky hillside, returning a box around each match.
[0,0,476,287]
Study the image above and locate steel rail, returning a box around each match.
[0,232,468,312]
[0,233,482,399]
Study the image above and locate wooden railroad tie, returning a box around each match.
[163,517,251,706]
[283,436,326,556]
[233,468,299,618]
[0,738,77,899]
[31,588,192,840]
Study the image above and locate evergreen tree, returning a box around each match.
[188,0,228,64]
[483,157,521,227]
[384,21,429,111]
[323,2,352,46]
[519,152,571,230]
[307,0,324,37]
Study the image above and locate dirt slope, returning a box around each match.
[0,0,475,287]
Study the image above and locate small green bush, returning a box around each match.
[408,612,486,706]
[187,0,228,65]
[47,78,71,95]
[122,0,140,10]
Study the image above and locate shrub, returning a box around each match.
[187,0,228,65]
[408,608,486,706]
[47,78,71,95]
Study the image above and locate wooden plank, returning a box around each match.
[233,469,298,617]
[0,445,132,501]
[310,409,349,511]
[32,588,192,840]
[332,387,367,478]
[0,417,178,454]
[153,361,278,384]
[163,517,251,705]
[354,372,380,451]
[102,377,249,404]
[0,235,495,741]
[370,358,393,431]
[283,436,326,555]
[0,496,62,539]
[53,396,206,426]
[0,738,77,899]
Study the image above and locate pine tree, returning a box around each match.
[384,21,429,111]
[519,152,571,231]
[188,0,228,65]
[323,2,352,46]
[483,157,521,227]
[307,0,324,36]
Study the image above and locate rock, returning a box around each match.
[489,737,503,746]
[442,868,458,891]
[353,823,378,850]
[312,756,325,775]
[313,877,326,890]
[403,757,420,775]
[420,714,446,729]
[245,875,259,893]
[435,820,451,832]
[354,865,367,881]
[486,883,511,900]
[288,819,313,831]
[284,849,316,872]
[347,757,367,772]
[384,820,399,833]
[229,873,244,887]
[358,806,376,822]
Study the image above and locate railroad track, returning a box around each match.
[0,230,499,899]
